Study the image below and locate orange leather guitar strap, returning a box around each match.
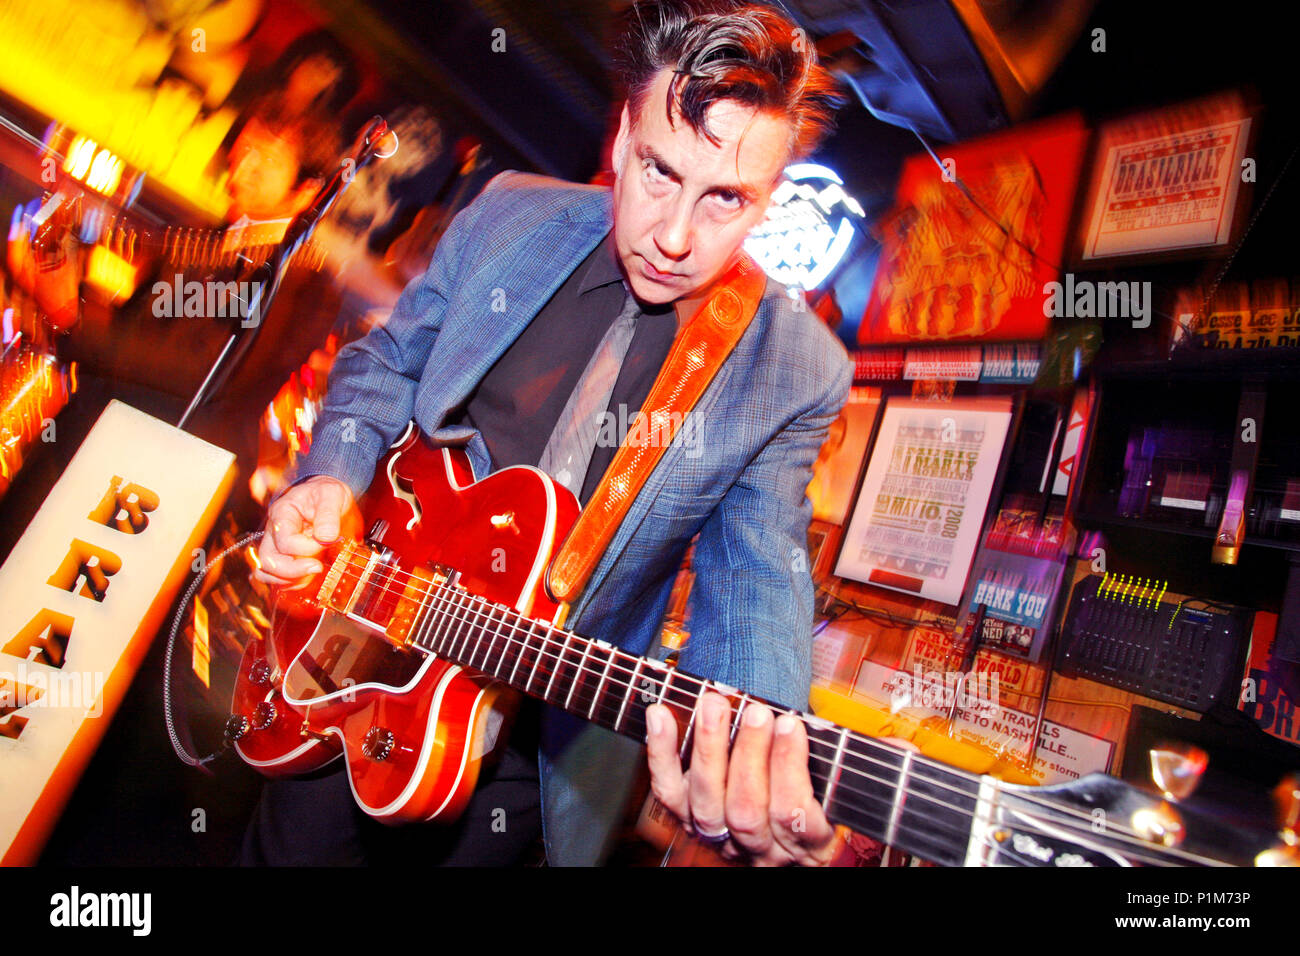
[546,253,767,608]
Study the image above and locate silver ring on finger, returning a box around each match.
[694,824,731,846]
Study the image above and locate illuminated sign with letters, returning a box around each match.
[0,401,233,863]
[745,163,865,290]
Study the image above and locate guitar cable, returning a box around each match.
[163,531,265,773]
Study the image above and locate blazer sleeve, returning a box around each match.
[681,349,852,712]
[293,171,507,497]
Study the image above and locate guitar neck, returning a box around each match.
[408,577,982,866]
[95,219,325,273]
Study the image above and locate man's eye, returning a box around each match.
[713,191,742,208]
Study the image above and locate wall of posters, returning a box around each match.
[851,660,1114,784]
[834,396,1014,606]
[1079,94,1251,261]
[859,114,1089,344]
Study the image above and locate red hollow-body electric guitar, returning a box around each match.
[229,425,1293,866]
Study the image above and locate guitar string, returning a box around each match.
[314,565,998,859]
[319,554,1143,847]
[299,554,1234,865]
[425,588,1217,867]
[418,577,1228,865]
[312,554,1232,864]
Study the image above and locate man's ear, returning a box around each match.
[611,103,632,172]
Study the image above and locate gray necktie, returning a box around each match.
[538,291,641,498]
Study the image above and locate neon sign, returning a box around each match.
[745,163,864,290]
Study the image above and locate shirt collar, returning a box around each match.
[578,230,625,295]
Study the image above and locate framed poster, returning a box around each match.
[807,386,882,524]
[859,114,1089,345]
[1078,94,1253,262]
[833,396,1014,606]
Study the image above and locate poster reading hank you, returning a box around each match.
[835,396,1013,606]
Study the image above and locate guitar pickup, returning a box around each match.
[317,542,449,649]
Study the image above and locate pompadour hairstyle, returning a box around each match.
[613,0,844,161]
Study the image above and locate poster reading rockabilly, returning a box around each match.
[835,397,1013,606]
[1080,94,1252,260]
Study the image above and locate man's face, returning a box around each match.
[226,121,303,222]
[611,68,792,305]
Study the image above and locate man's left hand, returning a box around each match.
[645,691,838,866]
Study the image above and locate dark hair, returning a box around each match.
[613,0,843,161]
[268,29,361,118]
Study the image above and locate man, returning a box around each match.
[251,0,851,867]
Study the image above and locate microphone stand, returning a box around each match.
[177,116,397,431]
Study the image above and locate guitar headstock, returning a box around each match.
[975,747,1295,867]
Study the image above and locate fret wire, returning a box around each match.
[423,574,460,650]
[465,592,495,672]
[615,657,643,733]
[616,657,663,740]
[728,694,750,745]
[482,599,511,675]
[474,597,502,676]
[438,581,468,657]
[408,572,441,653]
[313,564,1188,864]
[656,666,673,707]
[430,583,461,658]
[563,635,593,712]
[454,589,482,668]
[330,556,1123,858]
[454,587,479,664]
[524,618,550,697]
[676,679,708,761]
[504,600,530,676]
[424,578,459,655]
[441,585,472,663]
[506,606,530,686]
[487,601,514,678]
[542,621,573,705]
[411,574,445,653]
[415,574,448,652]
[885,751,912,849]
[587,643,615,722]
[466,593,494,672]
[462,595,488,671]
[822,726,849,811]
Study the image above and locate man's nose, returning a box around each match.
[653,196,692,260]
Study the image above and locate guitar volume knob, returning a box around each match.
[225,715,251,740]
[362,727,396,762]
[251,701,277,730]
[249,658,273,686]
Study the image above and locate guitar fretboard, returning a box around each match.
[95,217,327,273]
[402,573,982,866]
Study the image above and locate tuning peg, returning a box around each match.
[1254,774,1300,867]
[1132,801,1185,847]
[1149,742,1208,801]
[1275,773,1299,842]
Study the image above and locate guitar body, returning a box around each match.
[232,428,580,823]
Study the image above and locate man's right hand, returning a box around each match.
[255,475,358,590]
